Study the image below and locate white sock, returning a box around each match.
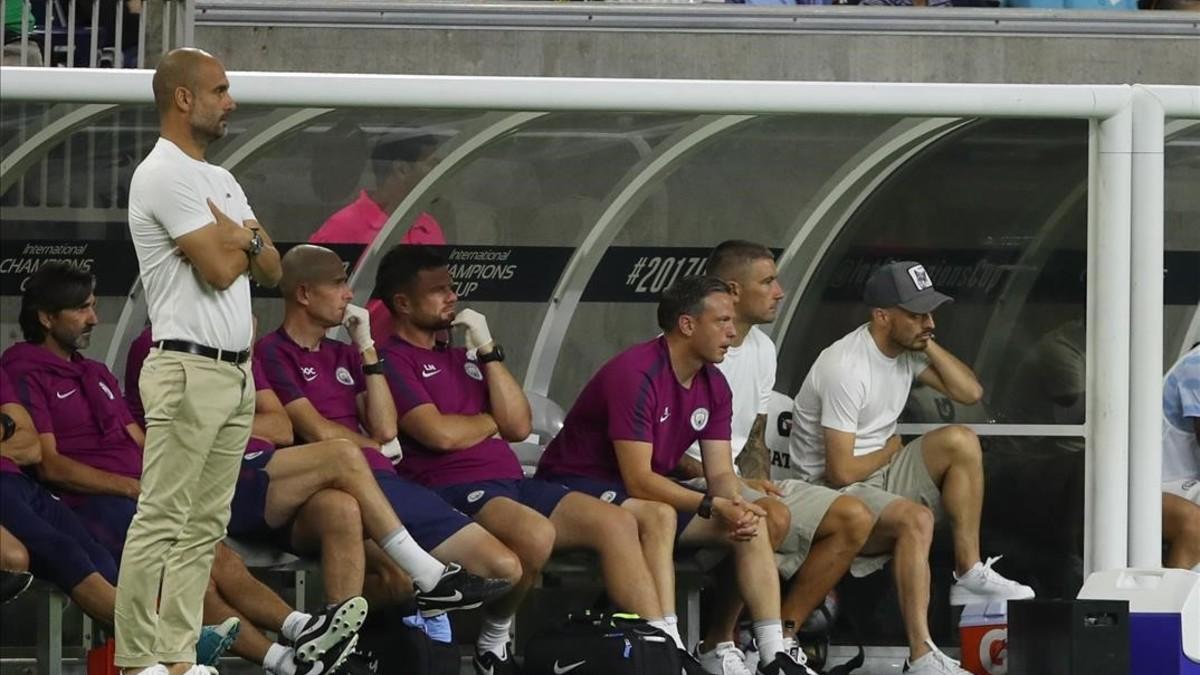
[279,611,312,643]
[263,644,296,675]
[1192,564,1200,574]
[381,528,445,592]
[752,620,785,663]
[649,618,684,649]
[476,614,513,658]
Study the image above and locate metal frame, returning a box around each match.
[524,114,756,396]
[0,104,119,194]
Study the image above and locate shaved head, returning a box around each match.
[153,48,218,115]
[280,245,347,301]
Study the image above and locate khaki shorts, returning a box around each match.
[1163,478,1200,505]
[828,437,943,577]
[682,477,841,578]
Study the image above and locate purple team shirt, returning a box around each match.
[538,337,733,483]
[378,336,524,487]
[0,342,143,483]
[256,328,393,472]
[1,367,22,474]
[123,327,153,428]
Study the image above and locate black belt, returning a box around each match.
[156,339,250,365]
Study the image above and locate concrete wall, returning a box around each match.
[193,4,1200,84]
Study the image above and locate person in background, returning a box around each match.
[1162,344,1200,572]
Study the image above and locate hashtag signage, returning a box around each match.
[581,247,782,303]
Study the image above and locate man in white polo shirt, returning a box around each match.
[781,261,1033,675]
[117,48,286,675]
[1162,344,1200,572]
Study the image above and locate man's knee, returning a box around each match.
[486,546,523,585]
[0,541,30,571]
[937,425,981,459]
[827,496,874,546]
[636,500,678,541]
[323,439,369,477]
[898,503,935,543]
[306,489,363,532]
[759,498,791,549]
[508,516,556,572]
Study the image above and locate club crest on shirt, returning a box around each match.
[98,381,115,401]
[690,407,710,431]
[600,490,618,503]
[300,366,318,382]
[335,366,354,386]
[464,362,483,381]
[467,490,486,503]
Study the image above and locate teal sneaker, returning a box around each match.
[197,617,240,666]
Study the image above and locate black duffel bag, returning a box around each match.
[525,611,682,675]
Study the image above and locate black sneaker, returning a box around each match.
[293,596,369,663]
[473,644,519,675]
[0,570,34,604]
[415,562,512,618]
[294,634,359,675]
[337,645,379,675]
[681,649,709,675]
[758,649,822,675]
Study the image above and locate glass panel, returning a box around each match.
[1165,120,1200,364]
[549,114,905,405]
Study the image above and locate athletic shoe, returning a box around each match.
[292,596,369,663]
[415,562,512,617]
[757,643,822,675]
[681,649,709,675]
[473,643,519,675]
[295,634,359,675]
[339,648,379,675]
[0,570,33,604]
[180,667,218,675]
[949,556,1035,606]
[697,641,753,675]
[903,640,971,674]
[196,617,240,666]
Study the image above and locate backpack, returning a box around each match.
[524,611,682,675]
[353,606,460,675]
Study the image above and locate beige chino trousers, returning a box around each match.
[114,349,254,667]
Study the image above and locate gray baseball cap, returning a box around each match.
[863,261,953,314]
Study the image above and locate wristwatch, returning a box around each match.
[478,344,505,365]
[247,228,264,257]
[362,359,385,376]
[697,494,715,519]
[0,412,14,442]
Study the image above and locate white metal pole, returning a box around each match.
[1127,86,1165,569]
[1087,99,1133,574]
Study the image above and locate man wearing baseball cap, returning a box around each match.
[778,261,1033,675]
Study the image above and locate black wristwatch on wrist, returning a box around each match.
[697,494,715,519]
[362,359,386,376]
[478,344,505,365]
[0,412,14,442]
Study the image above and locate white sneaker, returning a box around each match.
[697,641,753,675]
[128,668,169,675]
[950,555,1035,606]
[181,667,218,675]
[903,640,971,674]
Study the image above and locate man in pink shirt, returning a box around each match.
[310,133,446,348]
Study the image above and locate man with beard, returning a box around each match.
[372,245,682,675]
[780,261,1033,675]
[122,47,281,675]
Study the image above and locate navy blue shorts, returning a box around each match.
[0,473,118,589]
[375,471,473,552]
[69,494,136,566]
[540,474,697,541]
[227,450,284,541]
[437,478,571,519]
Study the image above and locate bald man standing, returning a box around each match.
[117,48,283,675]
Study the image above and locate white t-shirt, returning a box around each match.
[1162,346,1200,483]
[684,326,776,472]
[128,138,255,352]
[785,323,928,482]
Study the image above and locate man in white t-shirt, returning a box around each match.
[678,241,872,674]
[1162,344,1200,572]
[782,261,1033,675]
[117,48,285,675]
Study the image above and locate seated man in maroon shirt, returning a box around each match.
[257,245,527,667]
[4,263,364,675]
[371,244,684,675]
[537,275,819,675]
